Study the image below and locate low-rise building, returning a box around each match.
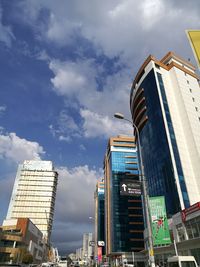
[171,202,200,264]
[0,218,46,263]
[153,202,200,266]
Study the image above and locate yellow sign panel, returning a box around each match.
[150,249,154,256]
[186,30,200,68]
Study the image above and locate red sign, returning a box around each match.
[98,247,102,263]
[181,202,200,222]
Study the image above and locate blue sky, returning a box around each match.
[0,0,199,255]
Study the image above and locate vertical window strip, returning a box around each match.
[157,72,190,208]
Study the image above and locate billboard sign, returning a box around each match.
[97,247,102,262]
[186,30,200,68]
[120,180,141,196]
[181,201,200,222]
[98,241,105,247]
[149,196,171,245]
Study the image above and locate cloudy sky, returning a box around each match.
[0,0,199,256]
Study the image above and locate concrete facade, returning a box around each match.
[0,218,46,263]
[6,160,58,241]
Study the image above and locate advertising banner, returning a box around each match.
[97,247,102,262]
[186,30,200,68]
[149,196,171,245]
[120,180,141,196]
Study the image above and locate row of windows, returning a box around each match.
[21,170,56,174]
[14,203,52,208]
[18,182,55,187]
[113,141,135,145]
[16,193,55,198]
[112,152,137,158]
[15,197,52,202]
[112,152,139,174]
[187,85,200,121]
[185,216,200,239]
[13,207,53,213]
[113,146,135,151]
[12,212,53,218]
[18,184,56,189]
[17,188,55,193]
[19,177,56,181]
[176,216,200,241]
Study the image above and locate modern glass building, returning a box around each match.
[104,135,144,256]
[130,52,200,217]
[94,179,105,256]
[6,160,58,241]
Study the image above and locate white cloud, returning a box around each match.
[0,172,16,224]
[49,110,81,141]
[50,61,86,96]
[49,57,133,139]
[0,105,6,116]
[0,7,15,47]
[8,0,200,254]
[0,173,15,201]
[58,135,71,142]
[0,132,45,164]
[14,0,200,142]
[54,165,103,223]
[79,144,86,151]
[16,0,200,60]
[49,59,98,101]
[47,12,82,45]
[80,109,132,138]
[140,0,164,29]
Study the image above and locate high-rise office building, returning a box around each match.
[82,233,93,263]
[104,135,144,255]
[76,248,83,261]
[94,178,105,256]
[6,160,58,240]
[130,52,200,216]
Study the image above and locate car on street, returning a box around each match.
[167,256,198,267]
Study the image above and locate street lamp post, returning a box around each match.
[114,112,155,267]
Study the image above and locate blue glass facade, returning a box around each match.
[112,151,138,173]
[97,191,105,254]
[136,69,183,216]
[109,147,144,252]
[157,73,190,208]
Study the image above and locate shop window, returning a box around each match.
[155,63,160,69]
[176,224,185,241]
[185,222,193,239]
[191,223,200,238]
